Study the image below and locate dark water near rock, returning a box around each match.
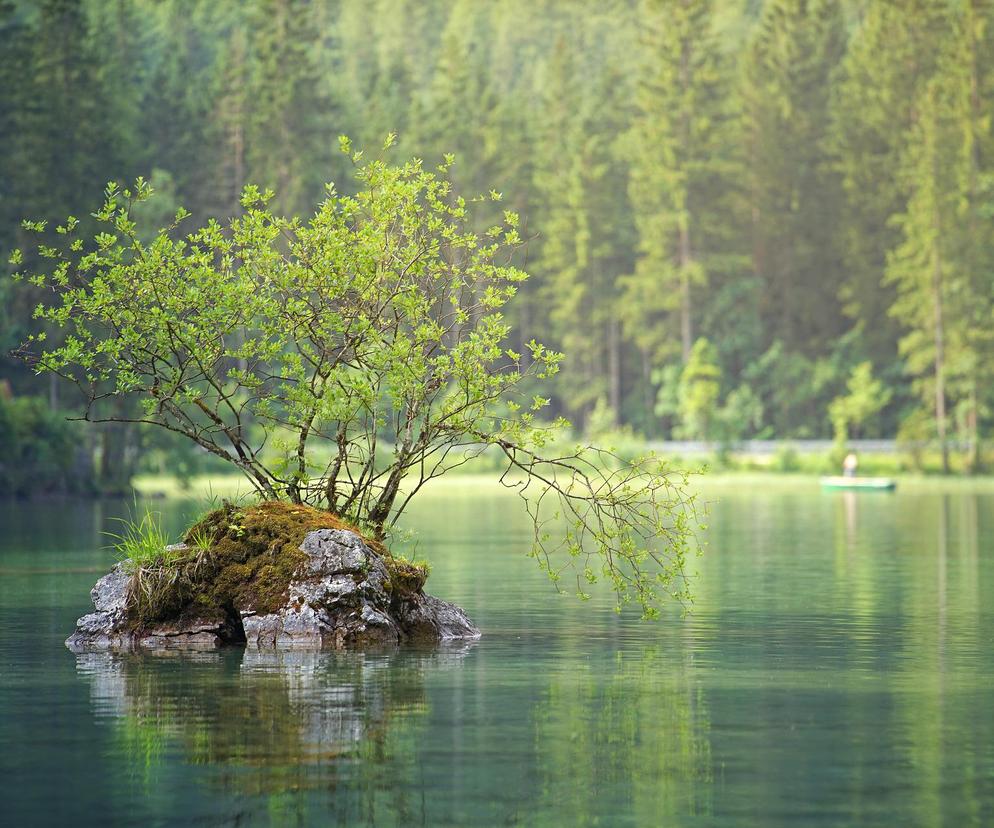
[1,477,993,826]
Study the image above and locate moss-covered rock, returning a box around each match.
[382,555,430,600]
[180,501,355,618]
[66,501,477,652]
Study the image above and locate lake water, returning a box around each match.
[1,476,993,826]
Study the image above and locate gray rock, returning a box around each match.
[299,529,369,575]
[67,527,480,652]
[135,617,232,650]
[65,564,131,652]
[66,560,234,653]
[241,604,329,649]
[91,563,130,613]
[394,593,481,642]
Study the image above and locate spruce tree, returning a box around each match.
[624,0,734,366]
[246,0,341,215]
[886,73,961,474]
[886,1,994,472]
[741,0,848,357]
[831,0,949,370]
[531,26,635,427]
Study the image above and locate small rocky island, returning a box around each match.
[67,501,480,652]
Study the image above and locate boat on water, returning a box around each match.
[819,476,897,491]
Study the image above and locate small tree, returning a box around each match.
[11,142,698,617]
[828,361,892,444]
[715,385,764,444]
[676,338,721,441]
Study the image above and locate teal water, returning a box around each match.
[1,479,993,826]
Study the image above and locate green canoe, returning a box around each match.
[819,476,897,491]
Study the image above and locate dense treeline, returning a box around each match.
[2,0,993,489]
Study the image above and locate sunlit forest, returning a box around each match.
[2,0,993,495]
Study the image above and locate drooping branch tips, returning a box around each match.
[494,439,700,618]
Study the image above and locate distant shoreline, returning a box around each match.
[128,468,994,502]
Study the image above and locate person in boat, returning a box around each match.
[843,452,858,478]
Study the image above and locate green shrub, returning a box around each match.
[771,443,801,472]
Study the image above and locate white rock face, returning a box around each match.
[66,528,480,652]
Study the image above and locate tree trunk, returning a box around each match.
[231,119,244,217]
[679,220,693,364]
[967,380,979,473]
[965,10,981,475]
[368,464,406,539]
[99,421,135,496]
[641,347,653,433]
[608,317,621,425]
[932,247,949,474]
[678,33,694,365]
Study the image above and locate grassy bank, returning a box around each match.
[132,461,994,505]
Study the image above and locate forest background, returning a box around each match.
[2,0,992,495]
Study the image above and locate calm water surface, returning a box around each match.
[1,477,993,826]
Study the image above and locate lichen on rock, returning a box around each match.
[66,501,480,652]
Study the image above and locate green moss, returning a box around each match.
[127,501,380,626]
[382,555,431,600]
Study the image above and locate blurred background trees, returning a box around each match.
[3,0,994,491]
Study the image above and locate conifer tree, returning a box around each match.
[624,0,734,367]
[944,0,994,471]
[212,23,252,216]
[886,75,961,474]
[741,0,848,356]
[30,0,114,217]
[0,1,38,244]
[245,0,341,215]
[531,26,635,427]
[831,0,949,369]
[417,0,501,200]
[0,0,40,385]
[886,1,994,472]
[132,1,220,217]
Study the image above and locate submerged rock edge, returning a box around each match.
[66,527,480,652]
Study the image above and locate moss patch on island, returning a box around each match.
[124,501,429,628]
[382,555,431,600]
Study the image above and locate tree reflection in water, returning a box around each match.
[75,645,474,821]
[531,646,713,823]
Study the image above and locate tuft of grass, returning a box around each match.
[107,509,177,574]
[107,507,215,625]
[186,524,214,555]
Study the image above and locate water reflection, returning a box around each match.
[76,645,475,800]
[533,647,713,823]
[5,483,994,826]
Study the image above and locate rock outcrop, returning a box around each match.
[66,526,479,652]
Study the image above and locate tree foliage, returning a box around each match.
[676,338,721,441]
[14,147,699,617]
[828,361,893,444]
